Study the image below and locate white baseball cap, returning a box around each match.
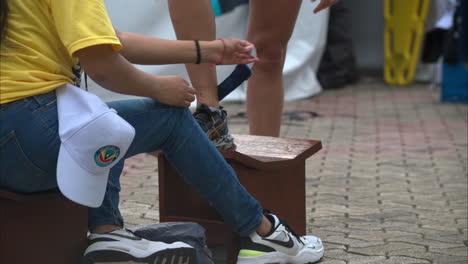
[55,84,135,208]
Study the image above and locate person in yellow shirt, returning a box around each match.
[0,0,325,263]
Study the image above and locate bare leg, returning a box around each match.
[246,0,302,136]
[168,0,219,107]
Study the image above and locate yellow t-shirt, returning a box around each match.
[0,0,122,104]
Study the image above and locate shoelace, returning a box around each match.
[280,220,305,245]
[263,209,305,246]
[193,105,227,130]
[193,107,214,131]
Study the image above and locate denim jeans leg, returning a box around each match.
[88,98,263,236]
[87,159,125,230]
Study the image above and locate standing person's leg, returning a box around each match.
[246,0,302,137]
[168,0,219,107]
[168,0,235,150]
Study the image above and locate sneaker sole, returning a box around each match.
[81,247,196,264]
[236,246,324,264]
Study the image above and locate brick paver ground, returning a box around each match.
[119,79,468,264]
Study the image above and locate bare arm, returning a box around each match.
[115,30,258,65]
[75,44,195,107]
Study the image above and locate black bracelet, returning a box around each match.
[194,40,201,64]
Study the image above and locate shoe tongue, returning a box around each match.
[267,214,280,226]
[264,214,281,235]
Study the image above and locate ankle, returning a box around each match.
[91,225,122,234]
[256,215,273,237]
[196,97,219,108]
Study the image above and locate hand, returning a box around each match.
[311,0,339,13]
[215,38,259,65]
[153,76,196,107]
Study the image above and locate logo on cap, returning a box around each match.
[94,145,121,167]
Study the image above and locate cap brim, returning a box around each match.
[57,144,109,208]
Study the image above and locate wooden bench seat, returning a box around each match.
[0,189,88,264]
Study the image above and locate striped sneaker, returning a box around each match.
[82,229,196,264]
[237,213,324,264]
[193,104,235,150]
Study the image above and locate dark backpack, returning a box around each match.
[129,222,215,264]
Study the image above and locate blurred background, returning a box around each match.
[88,0,466,105]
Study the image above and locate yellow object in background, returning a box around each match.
[384,0,430,85]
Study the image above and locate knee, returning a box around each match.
[251,38,288,71]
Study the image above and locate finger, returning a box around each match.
[237,53,259,61]
[184,101,191,107]
[240,40,253,47]
[185,93,196,102]
[237,56,255,63]
[187,87,196,95]
[240,45,253,53]
[238,55,259,61]
[242,58,260,64]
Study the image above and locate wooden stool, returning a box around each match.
[157,134,322,263]
[0,189,88,264]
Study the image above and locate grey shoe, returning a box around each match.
[193,104,235,150]
[82,229,196,264]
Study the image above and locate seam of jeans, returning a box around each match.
[0,130,15,147]
[0,130,48,175]
[31,91,56,106]
[0,97,32,113]
[31,98,58,137]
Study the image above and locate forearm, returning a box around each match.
[116,30,222,65]
[76,45,158,98]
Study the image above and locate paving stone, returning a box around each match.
[429,246,468,257]
[117,81,467,264]
[317,258,346,264]
[325,235,386,248]
[381,256,431,264]
[325,248,387,263]
[348,230,424,242]
[388,248,468,264]
[348,241,426,256]
[142,209,160,221]
[388,235,465,249]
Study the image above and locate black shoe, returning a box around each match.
[193,104,235,150]
[237,213,324,264]
[82,229,196,264]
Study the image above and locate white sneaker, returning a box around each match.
[82,229,196,264]
[237,214,324,264]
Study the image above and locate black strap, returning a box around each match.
[194,40,201,64]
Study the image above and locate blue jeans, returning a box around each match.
[0,91,262,236]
